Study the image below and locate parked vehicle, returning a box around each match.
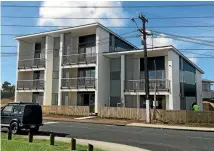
[1,102,43,134]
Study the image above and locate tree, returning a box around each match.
[2,81,11,92]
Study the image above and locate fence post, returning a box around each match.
[50,133,55,145]
[88,144,93,151]
[71,138,76,150]
[28,132,33,143]
[8,129,12,140]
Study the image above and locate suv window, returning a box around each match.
[13,105,24,114]
[2,105,13,114]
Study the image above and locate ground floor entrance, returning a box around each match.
[77,92,95,113]
[32,92,44,105]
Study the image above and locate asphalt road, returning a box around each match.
[41,121,214,151]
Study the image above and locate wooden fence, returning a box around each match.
[42,105,90,116]
[98,107,214,123]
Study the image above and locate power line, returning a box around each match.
[3,33,214,39]
[181,50,214,57]
[2,4,214,8]
[3,24,214,28]
[3,15,214,20]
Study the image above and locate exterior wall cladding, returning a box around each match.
[15,23,204,113]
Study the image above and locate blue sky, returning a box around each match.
[1,1,214,86]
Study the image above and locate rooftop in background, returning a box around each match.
[104,45,204,74]
[202,79,214,83]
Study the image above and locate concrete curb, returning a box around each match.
[126,123,214,132]
[29,135,150,151]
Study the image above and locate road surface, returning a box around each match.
[41,121,214,151]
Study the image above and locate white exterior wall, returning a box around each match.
[167,50,180,110]
[121,55,125,104]
[17,92,32,102]
[69,92,77,105]
[58,34,64,105]
[15,41,20,102]
[44,36,54,105]
[196,70,203,111]
[95,26,110,112]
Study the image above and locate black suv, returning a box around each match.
[1,102,43,134]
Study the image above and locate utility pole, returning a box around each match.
[139,13,150,123]
[153,60,157,120]
[132,13,150,123]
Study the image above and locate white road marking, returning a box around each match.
[44,122,58,125]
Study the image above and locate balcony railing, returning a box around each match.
[17,79,44,90]
[61,77,96,89]
[124,79,171,92]
[62,53,96,66]
[18,58,45,69]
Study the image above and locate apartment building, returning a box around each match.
[202,79,214,101]
[15,22,204,113]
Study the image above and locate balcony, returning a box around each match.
[202,91,214,99]
[18,58,45,69]
[62,53,96,66]
[17,79,44,90]
[124,79,170,92]
[61,77,96,89]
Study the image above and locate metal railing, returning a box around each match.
[61,77,96,89]
[18,58,45,69]
[17,79,45,90]
[124,79,171,92]
[62,53,96,65]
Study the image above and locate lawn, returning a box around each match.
[1,134,105,151]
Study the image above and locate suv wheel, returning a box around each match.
[10,122,19,134]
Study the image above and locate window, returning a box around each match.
[33,71,40,79]
[35,43,41,51]
[140,70,165,79]
[53,71,59,79]
[2,105,13,114]
[52,93,58,105]
[13,106,24,114]
[78,68,95,77]
[110,71,121,80]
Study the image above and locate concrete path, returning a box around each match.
[32,135,150,151]
[127,123,214,132]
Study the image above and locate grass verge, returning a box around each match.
[1,134,105,151]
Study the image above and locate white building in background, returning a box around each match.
[202,79,214,101]
[15,22,204,113]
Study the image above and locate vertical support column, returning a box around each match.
[15,41,20,102]
[121,55,125,106]
[95,26,110,113]
[58,33,64,106]
[44,36,54,105]
[167,59,173,110]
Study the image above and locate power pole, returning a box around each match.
[153,60,157,120]
[131,13,150,123]
[138,13,150,123]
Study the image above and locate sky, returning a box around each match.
[1,1,214,88]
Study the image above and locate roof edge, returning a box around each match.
[170,45,204,74]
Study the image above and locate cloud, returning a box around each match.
[146,34,177,48]
[188,57,198,64]
[38,1,127,27]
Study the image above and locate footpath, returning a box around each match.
[43,115,214,132]
[31,135,149,151]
